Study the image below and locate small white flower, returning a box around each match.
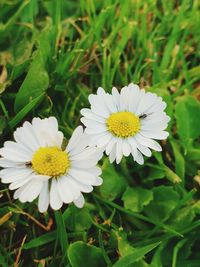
[0,117,103,212]
[80,83,170,164]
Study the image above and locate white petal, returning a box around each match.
[66,176,81,199]
[9,175,32,190]
[38,181,49,213]
[112,87,120,110]
[116,139,123,164]
[14,121,39,151]
[18,179,43,203]
[73,193,85,208]
[80,108,106,122]
[141,130,169,140]
[95,132,112,148]
[71,157,100,169]
[147,99,167,113]
[80,118,105,128]
[85,125,107,134]
[141,118,169,131]
[122,140,131,156]
[134,140,152,157]
[128,137,144,164]
[97,87,117,113]
[105,137,117,155]
[89,94,110,118]
[120,86,129,110]
[66,126,83,152]
[68,168,97,185]
[134,150,144,165]
[136,92,157,116]
[71,178,93,193]
[4,141,32,156]
[87,167,102,176]
[50,179,63,210]
[31,117,63,148]
[127,83,141,113]
[0,158,24,168]
[69,134,90,156]
[134,134,162,151]
[0,168,33,183]
[109,143,117,163]
[94,177,103,186]
[57,176,74,203]
[70,147,98,161]
[0,147,32,162]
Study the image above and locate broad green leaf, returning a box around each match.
[113,241,161,267]
[100,159,127,201]
[68,241,106,267]
[14,52,49,112]
[175,95,200,149]
[169,207,195,231]
[122,187,153,213]
[63,205,92,232]
[146,167,165,181]
[144,186,179,221]
[14,25,52,112]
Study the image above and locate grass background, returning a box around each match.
[0,0,200,266]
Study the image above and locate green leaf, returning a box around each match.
[100,159,127,201]
[54,210,68,260]
[122,187,153,213]
[170,139,185,181]
[23,231,56,250]
[63,205,92,232]
[14,25,52,112]
[68,241,106,267]
[144,186,179,221]
[146,167,165,181]
[115,230,135,257]
[8,93,45,129]
[0,116,6,135]
[113,242,161,267]
[169,207,195,231]
[175,95,200,149]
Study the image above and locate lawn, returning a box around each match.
[0,0,200,266]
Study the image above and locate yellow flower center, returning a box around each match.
[31,147,70,176]
[107,111,140,138]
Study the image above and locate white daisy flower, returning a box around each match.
[0,117,103,212]
[80,83,170,165]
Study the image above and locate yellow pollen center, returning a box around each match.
[31,147,70,176]
[107,111,140,138]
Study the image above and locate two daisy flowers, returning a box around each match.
[0,83,170,212]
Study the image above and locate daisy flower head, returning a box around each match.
[80,83,170,165]
[0,117,103,212]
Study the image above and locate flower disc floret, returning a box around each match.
[107,111,140,138]
[32,147,69,176]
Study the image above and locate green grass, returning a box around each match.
[0,0,200,266]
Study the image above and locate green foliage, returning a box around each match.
[0,0,200,266]
[144,186,180,221]
[113,241,161,267]
[122,187,153,212]
[175,95,200,150]
[100,158,127,200]
[68,241,106,267]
